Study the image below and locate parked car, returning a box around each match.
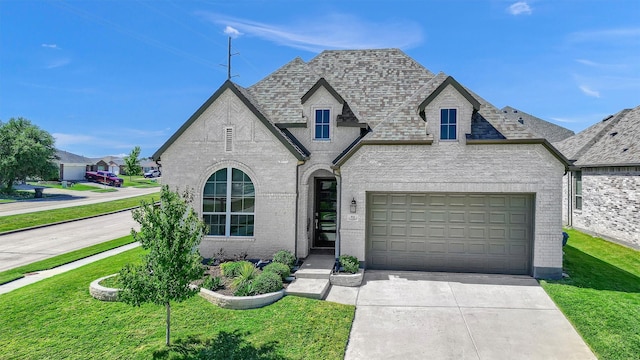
[84,171,123,187]
[144,169,161,178]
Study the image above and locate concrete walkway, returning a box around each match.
[327,270,596,360]
[0,242,139,295]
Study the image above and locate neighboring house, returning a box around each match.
[554,105,640,249]
[89,156,125,175]
[501,106,574,142]
[55,149,93,181]
[153,49,569,279]
[140,159,159,173]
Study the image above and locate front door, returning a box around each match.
[314,178,337,248]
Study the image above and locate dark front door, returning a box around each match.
[314,178,337,248]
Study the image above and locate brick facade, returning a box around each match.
[563,169,640,248]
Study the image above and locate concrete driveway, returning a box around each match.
[327,270,596,360]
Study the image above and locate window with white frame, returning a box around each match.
[574,171,582,210]
[314,109,330,140]
[440,108,457,140]
[203,167,255,236]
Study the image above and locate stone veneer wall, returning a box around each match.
[572,170,640,248]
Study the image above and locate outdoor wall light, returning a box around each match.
[350,198,357,213]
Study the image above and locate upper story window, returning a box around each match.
[574,171,582,210]
[440,108,457,140]
[314,109,330,140]
[203,167,255,237]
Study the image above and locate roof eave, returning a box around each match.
[418,76,481,113]
[466,138,572,170]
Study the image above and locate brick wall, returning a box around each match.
[572,171,640,248]
[161,89,299,260]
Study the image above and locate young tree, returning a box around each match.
[123,146,142,181]
[0,118,57,192]
[118,186,206,346]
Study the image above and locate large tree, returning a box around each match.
[118,186,206,346]
[0,117,57,192]
[123,145,142,181]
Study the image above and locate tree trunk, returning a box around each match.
[165,302,171,346]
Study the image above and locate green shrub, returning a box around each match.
[233,281,255,296]
[273,250,296,270]
[339,255,359,274]
[231,262,258,289]
[252,271,283,295]
[201,276,223,291]
[263,262,290,280]
[220,260,253,278]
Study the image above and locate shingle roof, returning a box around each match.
[501,106,574,142]
[55,149,93,164]
[155,49,557,162]
[554,105,640,166]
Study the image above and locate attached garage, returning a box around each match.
[367,193,533,275]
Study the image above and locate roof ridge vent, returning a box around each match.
[610,132,618,137]
[602,115,614,122]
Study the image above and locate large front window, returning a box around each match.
[314,109,330,140]
[203,168,255,236]
[440,108,457,140]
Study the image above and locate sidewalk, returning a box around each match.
[0,242,140,296]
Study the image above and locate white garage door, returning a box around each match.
[367,193,533,275]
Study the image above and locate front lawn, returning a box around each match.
[0,193,159,233]
[27,181,101,191]
[0,247,355,359]
[121,175,161,188]
[540,229,640,360]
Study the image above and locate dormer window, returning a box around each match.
[440,108,457,140]
[314,109,331,140]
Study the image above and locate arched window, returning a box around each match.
[203,167,255,236]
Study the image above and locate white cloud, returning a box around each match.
[197,12,423,52]
[549,117,579,124]
[508,2,532,15]
[53,133,98,147]
[575,59,627,70]
[41,43,60,50]
[224,26,241,38]
[45,58,71,69]
[579,85,601,98]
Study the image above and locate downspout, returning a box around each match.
[294,160,305,260]
[333,168,342,272]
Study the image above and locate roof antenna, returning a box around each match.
[226,36,240,80]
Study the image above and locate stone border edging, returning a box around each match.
[330,269,365,287]
[199,288,285,310]
[89,274,120,301]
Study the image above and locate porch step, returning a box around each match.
[294,268,332,279]
[286,278,331,300]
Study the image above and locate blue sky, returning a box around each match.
[1,0,638,158]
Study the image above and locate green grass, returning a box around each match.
[0,247,355,359]
[27,182,100,191]
[540,229,640,360]
[121,175,161,188]
[0,193,159,233]
[0,235,136,285]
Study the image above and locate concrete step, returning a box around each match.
[294,268,332,279]
[285,278,331,300]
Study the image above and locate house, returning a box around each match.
[554,105,640,249]
[89,156,125,175]
[153,49,569,279]
[55,149,93,181]
[140,159,160,173]
[501,106,574,142]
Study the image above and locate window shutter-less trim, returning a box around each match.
[225,127,233,152]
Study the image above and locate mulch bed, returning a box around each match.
[198,263,290,296]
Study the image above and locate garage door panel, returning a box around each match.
[428,241,447,253]
[429,211,446,222]
[449,211,466,222]
[367,193,532,275]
